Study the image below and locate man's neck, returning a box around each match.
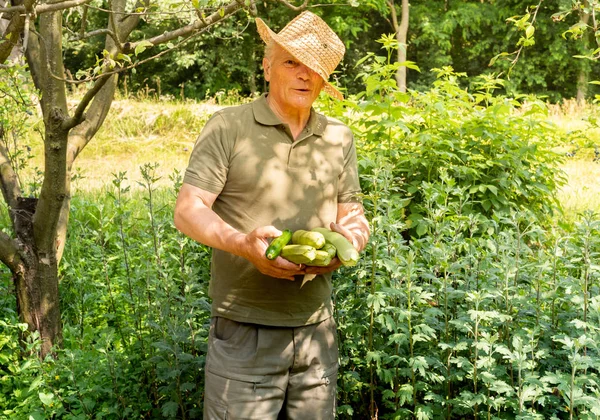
[266,95,311,140]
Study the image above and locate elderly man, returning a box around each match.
[174,11,369,419]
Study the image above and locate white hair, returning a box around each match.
[264,40,277,61]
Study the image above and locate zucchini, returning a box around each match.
[321,243,337,260]
[310,243,337,266]
[292,230,326,249]
[312,227,359,266]
[280,245,317,264]
[265,229,292,260]
[310,249,334,267]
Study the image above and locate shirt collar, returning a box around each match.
[252,93,328,136]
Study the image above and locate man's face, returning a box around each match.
[263,44,324,114]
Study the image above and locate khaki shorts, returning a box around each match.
[203,316,338,420]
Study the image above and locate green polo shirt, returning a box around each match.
[183,94,361,326]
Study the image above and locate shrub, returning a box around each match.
[336,36,566,237]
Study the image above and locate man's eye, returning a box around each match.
[284,60,296,67]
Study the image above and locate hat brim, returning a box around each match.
[256,17,343,101]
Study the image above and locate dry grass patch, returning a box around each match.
[24,99,224,191]
[558,159,600,217]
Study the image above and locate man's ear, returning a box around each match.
[262,57,271,82]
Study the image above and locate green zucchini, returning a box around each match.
[321,243,337,260]
[312,227,359,266]
[292,229,326,249]
[310,249,334,267]
[280,245,317,264]
[265,229,292,260]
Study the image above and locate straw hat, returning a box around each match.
[256,11,345,100]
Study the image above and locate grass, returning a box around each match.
[557,158,600,217]
[22,98,223,191]
[74,99,223,190]
[547,99,600,217]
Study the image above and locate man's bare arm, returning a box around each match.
[174,183,304,280]
[174,183,245,254]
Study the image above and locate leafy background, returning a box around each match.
[60,0,600,102]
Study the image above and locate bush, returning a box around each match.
[335,37,566,237]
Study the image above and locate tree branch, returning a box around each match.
[248,0,258,16]
[0,140,20,222]
[509,0,544,69]
[68,28,120,44]
[0,15,21,62]
[57,0,138,262]
[0,0,93,15]
[79,4,88,39]
[62,72,113,130]
[0,230,23,274]
[275,0,309,11]
[31,10,69,256]
[118,0,150,29]
[23,28,45,103]
[65,0,142,169]
[0,0,35,64]
[108,0,123,50]
[123,0,245,53]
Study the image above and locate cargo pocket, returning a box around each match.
[204,369,282,419]
[206,317,259,374]
[320,364,338,387]
[321,364,338,392]
[304,363,337,419]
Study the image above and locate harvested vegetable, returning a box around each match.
[292,229,326,249]
[312,227,359,266]
[265,229,292,260]
[280,244,317,264]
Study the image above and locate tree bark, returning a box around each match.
[12,197,63,357]
[3,8,69,359]
[576,0,591,104]
[388,0,409,92]
[0,0,31,63]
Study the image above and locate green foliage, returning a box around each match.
[489,0,599,101]
[0,63,40,197]
[334,180,600,418]
[0,291,46,420]
[1,167,212,419]
[342,40,565,238]
[55,0,600,101]
[330,43,599,418]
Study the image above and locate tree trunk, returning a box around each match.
[576,0,591,104]
[14,253,63,357]
[249,43,258,95]
[388,0,410,92]
[10,196,63,358]
[576,70,588,105]
[8,9,70,359]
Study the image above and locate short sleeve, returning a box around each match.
[337,132,361,203]
[183,112,232,194]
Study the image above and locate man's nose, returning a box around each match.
[297,64,315,80]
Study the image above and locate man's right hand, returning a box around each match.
[240,226,306,281]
